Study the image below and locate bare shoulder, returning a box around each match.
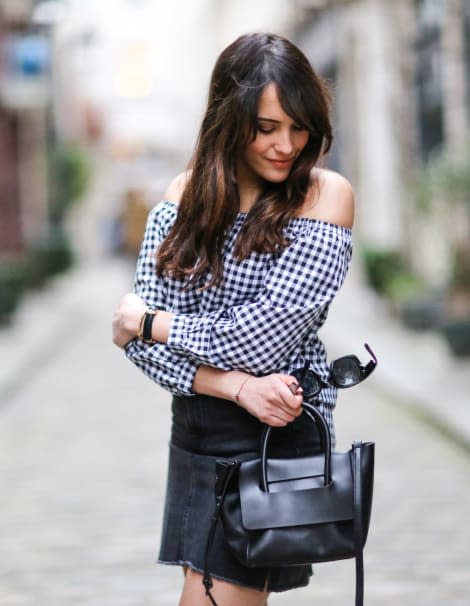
[163,170,191,204]
[301,168,355,228]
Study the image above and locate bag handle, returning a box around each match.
[260,402,332,491]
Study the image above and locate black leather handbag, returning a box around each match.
[203,403,375,606]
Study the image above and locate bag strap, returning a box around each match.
[202,460,240,606]
[353,441,365,606]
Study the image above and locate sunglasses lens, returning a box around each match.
[331,357,362,387]
[299,370,323,397]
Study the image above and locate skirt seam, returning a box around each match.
[180,454,195,560]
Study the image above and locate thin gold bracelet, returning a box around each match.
[138,310,147,339]
[234,376,252,405]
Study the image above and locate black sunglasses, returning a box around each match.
[291,343,377,398]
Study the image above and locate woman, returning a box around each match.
[112,33,354,606]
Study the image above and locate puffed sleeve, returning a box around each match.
[166,222,352,375]
[124,203,199,395]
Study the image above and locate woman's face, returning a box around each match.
[238,83,309,187]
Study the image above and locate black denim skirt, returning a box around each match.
[158,394,323,593]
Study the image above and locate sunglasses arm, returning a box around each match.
[363,343,378,376]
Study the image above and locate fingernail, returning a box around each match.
[289,382,298,394]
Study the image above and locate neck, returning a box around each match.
[237,162,262,213]
[238,186,261,213]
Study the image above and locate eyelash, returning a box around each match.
[258,126,274,134]
[257,125,306,134]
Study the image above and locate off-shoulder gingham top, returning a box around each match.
[125,200,352,435]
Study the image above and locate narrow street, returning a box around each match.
[1,1,469,604]
[0,257,469,606]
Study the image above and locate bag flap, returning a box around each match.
[238,451,354,530]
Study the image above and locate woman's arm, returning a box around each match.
[113,201,198,396]
[113,302,303,427]
[115,224,352,374]
[193,366,303,427]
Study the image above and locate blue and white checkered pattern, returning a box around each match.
[125,200,352,436]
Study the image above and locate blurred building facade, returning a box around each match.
[295,0,470,287]
[0,0,50,258]
[3,0,468,294]
[44,0,304,255]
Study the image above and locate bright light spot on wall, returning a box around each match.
[114,42,154,97]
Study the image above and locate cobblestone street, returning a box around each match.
[1,258,469,606]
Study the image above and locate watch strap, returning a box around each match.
[139,308,158,343]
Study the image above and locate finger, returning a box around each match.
[278,384,303,413]
[288,381,302,395]
[286,376,306,396]
[265,417,289,428]
[273,391,301,415]
[277,407,301,422]
[258,403,293,426]
[276,376,303,402]
[270,408,298,425]
[277,403,302,421]
[270,403,299,424]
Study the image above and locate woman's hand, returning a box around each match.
[236,374,303,427]
[112,293,146,348]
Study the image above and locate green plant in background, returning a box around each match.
[361,246,442,331]
[412,144,470,304]
[27,226,75,284]
[48,142,91,224]
[0,260,29,322]
[361,248,407,295]
[0,228,76,325]
[0,142,90,325]
[411,142,470,354]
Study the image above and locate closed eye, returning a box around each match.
[257,125,275,134]
[256,119,308,135]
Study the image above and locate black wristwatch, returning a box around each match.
[138,308,158,343]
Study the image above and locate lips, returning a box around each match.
[267,158,294,169]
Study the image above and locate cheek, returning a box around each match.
[297,132,309,152]
[244,140,267,165]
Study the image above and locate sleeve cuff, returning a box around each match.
[125,339,198,396]
[167,313,194,354]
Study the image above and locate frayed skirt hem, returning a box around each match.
[156,559,313,593]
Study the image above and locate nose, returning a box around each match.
[273,129,294,156]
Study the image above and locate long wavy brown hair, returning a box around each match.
[156,33,333,288]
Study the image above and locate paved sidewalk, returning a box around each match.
[0,260,132,406]
[1,255,469,606]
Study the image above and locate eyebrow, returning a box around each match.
[257,117,280,124]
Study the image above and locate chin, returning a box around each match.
[262,171,290,184]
